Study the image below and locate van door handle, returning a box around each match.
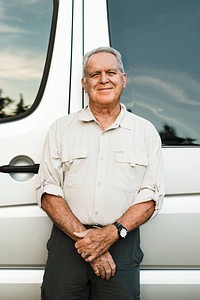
[0,164,39,174]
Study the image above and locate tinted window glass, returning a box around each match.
[108,0,200,146]
[0,1,53,120]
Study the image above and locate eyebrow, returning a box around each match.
[88,68,120,76]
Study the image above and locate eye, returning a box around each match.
[107,71,117,76]
[90,72,100,78]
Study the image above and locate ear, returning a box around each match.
[123,73,127,89]
[82,78,88,93]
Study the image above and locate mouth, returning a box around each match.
[97,87,113,91]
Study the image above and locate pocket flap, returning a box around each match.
[115,152,148,166]
[62,149,88,162]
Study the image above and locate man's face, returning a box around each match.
[82,52,127,108]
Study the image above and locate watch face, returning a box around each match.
[120,228,127,238]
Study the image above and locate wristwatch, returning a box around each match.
[113,222,128,239]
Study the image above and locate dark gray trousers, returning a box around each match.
[41,225,143,300]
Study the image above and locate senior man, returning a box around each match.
[36,46,164,300]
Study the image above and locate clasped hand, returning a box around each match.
[74,226,117,280]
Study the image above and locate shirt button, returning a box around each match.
[97,182,101,186]
[95,212,99,215]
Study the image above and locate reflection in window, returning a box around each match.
[0,1,53,120]
[108,0,200,146]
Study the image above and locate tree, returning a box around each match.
[0,89,29,118]
[159,123,199,146]
[0,89,14,118]
[14,94,30,115]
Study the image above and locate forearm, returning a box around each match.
[86,201,154,278]
[116,200,155,232]
[41,193,85,241]
[74,200,155,262]
[42,193,116,279]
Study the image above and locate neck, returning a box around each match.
[89,102,121,130]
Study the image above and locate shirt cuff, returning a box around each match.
[35,183,64,207]
[133,187,164,219]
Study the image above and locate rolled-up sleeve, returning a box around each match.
[35,121,65,207]
[133,130,165,218]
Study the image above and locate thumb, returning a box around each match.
[73,230,89,238]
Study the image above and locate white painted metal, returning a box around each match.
[0,0,199,299]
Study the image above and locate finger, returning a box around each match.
[79,250,98,262]
[111,267,116,277]
[104,252,116,277]
[103,261,113,280]
[74,240,87,253]
[81,252,90,259]
[91,265,100,277]
[109,261,116,277]
[77,248,98,262]
[84,254,96,262]
[76,246,87,254]
[99,265,106,280]
[91,263,110,280]
[105,268,112,280]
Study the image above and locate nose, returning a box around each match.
[100,72,109,84]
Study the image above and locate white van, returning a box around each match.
[0,0,200,299]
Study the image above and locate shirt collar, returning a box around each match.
[78,103,131,130]
[78,105,95,122]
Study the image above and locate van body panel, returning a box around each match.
[0,0,199,299]
[163,147,200,194]
[0,206,51,266]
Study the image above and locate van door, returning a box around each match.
[0,0,110,298]
[0,0,74,297]
[107,0,200,299]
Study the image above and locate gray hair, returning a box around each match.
[82,46,125,79]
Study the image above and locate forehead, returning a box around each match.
[86,52,120,71]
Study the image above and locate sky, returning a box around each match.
[0,0,199,144]
[0,0,52,109]
[108,0,200,144]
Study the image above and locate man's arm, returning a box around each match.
[41,193,86,240]
[75,200,155,262]
[41,193,116,279]
[116,199,155,232]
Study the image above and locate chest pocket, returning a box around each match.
[61,149,88,188]
[114,152,148,192]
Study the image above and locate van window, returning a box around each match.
[0,1,55,121]
[108,0,200,146]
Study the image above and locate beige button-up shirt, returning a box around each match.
[36,104,164,226]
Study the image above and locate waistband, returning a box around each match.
[84,224,104,229]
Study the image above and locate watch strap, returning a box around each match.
[113,222,128,239]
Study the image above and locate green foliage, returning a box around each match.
[0,89,30,118]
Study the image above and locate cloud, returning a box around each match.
[137,101,191,131]
[17,0,40,4]
[0,23,27,34]
[0,2,5,19]
[128,73,200,107]
[0,51,43,80]
[0,2,28,35]
[125,70,200,138]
